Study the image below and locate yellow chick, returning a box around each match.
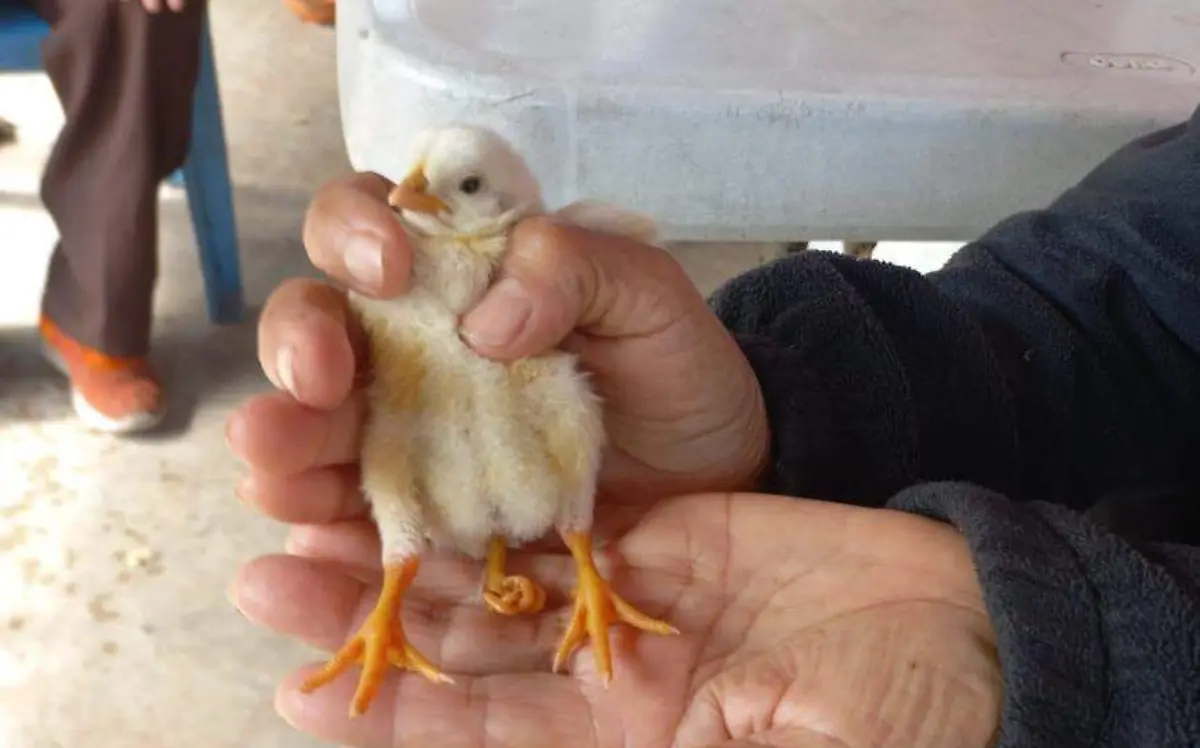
[299,124,676,717]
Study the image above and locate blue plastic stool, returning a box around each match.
[0,3,245,325]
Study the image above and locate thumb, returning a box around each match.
[459,216,702,361]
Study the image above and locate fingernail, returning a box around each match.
[461,277,533,348]
[234,474,254,505]
[225,584,246,617]
[275,345,299,398]
[344,232,385,292]
[283,529,302,555]
[224,414,245,462]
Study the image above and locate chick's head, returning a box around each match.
[388,125,543,241]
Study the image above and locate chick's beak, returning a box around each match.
[388,166,449,215]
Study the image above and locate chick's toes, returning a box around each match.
[553,531,678,685]
[483,536,547,615]
[299,560,451,718]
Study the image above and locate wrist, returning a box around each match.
[888,483,1120,747]
[926,518,994,622]
[881,510,1004,743]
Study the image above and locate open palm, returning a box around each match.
[233,492,1001,748]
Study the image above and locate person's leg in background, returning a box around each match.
[31,0,205,434]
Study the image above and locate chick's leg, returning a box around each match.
[299,558,451,717]
[513,354,675,682]
[299,560,449,714]
[553,530,678,685]
[483,536,546,615]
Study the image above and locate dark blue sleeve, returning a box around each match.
[708,109,1200,744]
[709,111,1200,510]
[888,482,1200,748]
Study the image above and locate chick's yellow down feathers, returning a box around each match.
[298,125,676,717]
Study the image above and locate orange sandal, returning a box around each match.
[39,317,165,434]
[284,0,334,26]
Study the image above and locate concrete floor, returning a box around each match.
[0,3,961,746]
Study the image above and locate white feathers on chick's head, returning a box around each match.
[389,125,545,238]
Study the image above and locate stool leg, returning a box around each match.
[182,14,245,325]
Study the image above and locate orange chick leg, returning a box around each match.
[483,536,546,615]
[552,531,678,685]
[299,559,451,717]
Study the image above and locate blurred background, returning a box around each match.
[0,1,960,745]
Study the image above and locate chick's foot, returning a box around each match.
[553,531,678,685]
[299,559,451,717]
[483,536,547,615]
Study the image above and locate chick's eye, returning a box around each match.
[458,176,482,195]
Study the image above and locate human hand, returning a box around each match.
[227,172,770,530]
[228,491,1002,747]
[122,0,187,13]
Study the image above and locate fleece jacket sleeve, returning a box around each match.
[705,107,1200,745]
[889,482,1200,748]
[709,108,1200,509]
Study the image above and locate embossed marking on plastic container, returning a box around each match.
[1061,52,1195,76]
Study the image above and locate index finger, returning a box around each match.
[303,172,413,298]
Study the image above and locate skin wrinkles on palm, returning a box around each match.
[672,502,997,748]
[279,507,708,746]
[249,494,998,748]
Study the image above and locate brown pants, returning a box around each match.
[31,0,206,358]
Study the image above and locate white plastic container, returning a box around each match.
[337,0,1200,242]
